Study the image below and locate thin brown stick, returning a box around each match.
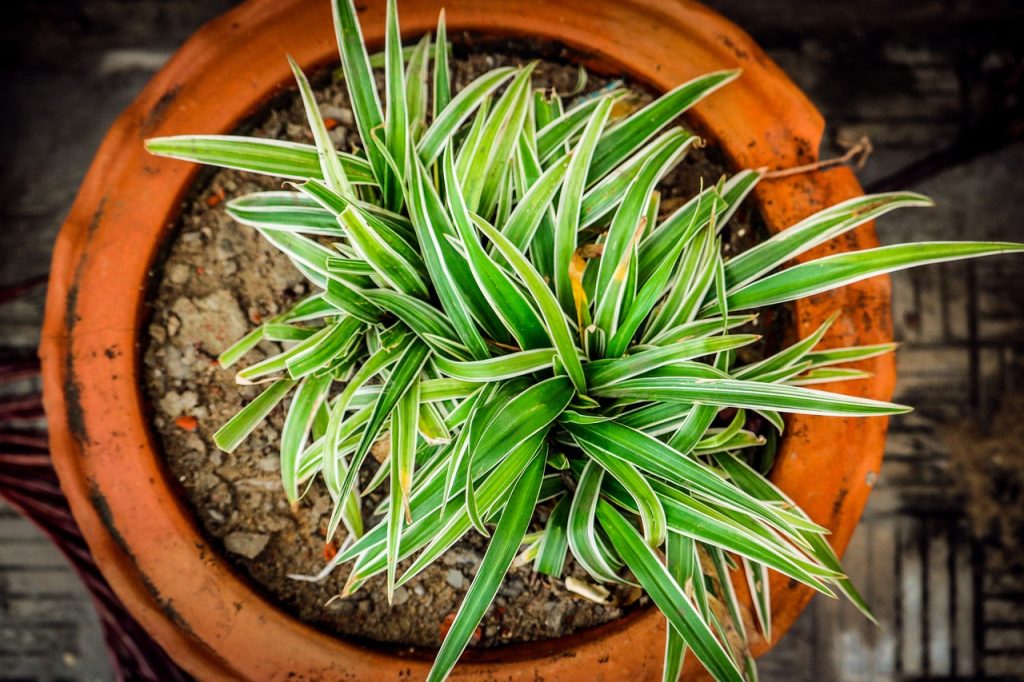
[764,136,873,180]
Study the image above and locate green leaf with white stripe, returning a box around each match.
[466,377,575,481]
[418,67,515,165]
[643,221,718,342]
[553,97,613,312]
[804,342,898,369]
[337,340,431,502]
[471,214,587,393]
[535,493,571,576]
[663,531,694,682]
[426,452,545,682]
[285,316,363,379]
[213,379,295,453]
[443,146,549,349]
[588,71,739,184]
[287,55,353,198]
[727,242,1024,311]
[281,373,333,502]
[499,153,571,253]
[331,0,387,187]
[593,376,909,416]
[579,439,666,548]
[735,311,837,380]
[226,192,343,237]
[567,461,623,583]
[394,433,545,589]
[459,65,535,216]
[432,11,450,120]
[586,334,759,388]
[144,135,376,184]
[406,157,490,359]
[512,125,557,281]
[217,325,266,369]
[235,323,343,384]
[291,178,416,242]
[597,501,743,682]
[382,0,408,211]
[404,33,431,142]
[639,170,757,282]
[599,475,838,591]
[338,206,428,298]
[713,451,876,622]
[606,194,715,357]
[360,289,467,359]
[743,557,772,641]
[322,331,411,501]
[724,192,934,292]
[563,418,810,538]
[594,129,694,341]
[580,128,697,230]
[387,375,420,601]
[536,91,625,162]
[433,348,556,382]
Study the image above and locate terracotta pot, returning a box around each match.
[40,0,896,678]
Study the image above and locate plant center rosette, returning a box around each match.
[144,0,1024,679]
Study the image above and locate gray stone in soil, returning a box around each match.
[171,290,249,355]
[543,600,566,632]
[499,579,525,599]
[391,586,410,606]
[223,532,270,559]
[445,569,465,590]
[158,389,197,418]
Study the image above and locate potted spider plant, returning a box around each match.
[40,0,1023,679]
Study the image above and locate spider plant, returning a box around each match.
[145,0,1023,679]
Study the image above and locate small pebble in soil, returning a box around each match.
[391,586,410,606]
[224,532,270,559]
[446,569,465,590]
[169,263,190,285]
[499,580,524,599]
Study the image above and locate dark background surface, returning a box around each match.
[1,1,1023,679]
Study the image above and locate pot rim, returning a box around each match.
[40,0,895,678]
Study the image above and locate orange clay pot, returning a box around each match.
[40,0,896,679]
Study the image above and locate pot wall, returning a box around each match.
[40,0,895,679]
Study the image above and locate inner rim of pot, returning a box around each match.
[139,33,785,662]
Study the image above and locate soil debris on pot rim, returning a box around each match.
[142,39,771,650]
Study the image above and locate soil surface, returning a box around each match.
[142,39,768,649]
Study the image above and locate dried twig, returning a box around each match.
[764,135,873,180]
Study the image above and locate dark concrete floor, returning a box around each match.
[1,1,1022,680]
